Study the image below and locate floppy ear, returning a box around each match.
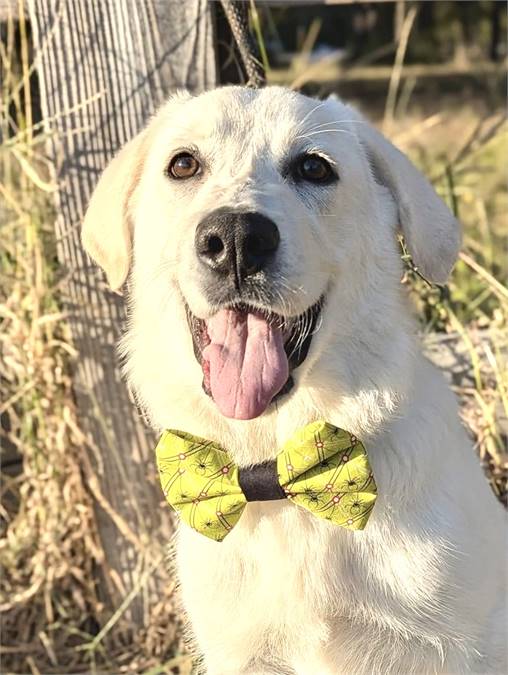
[353,111,461,285]
[82,130,148,291]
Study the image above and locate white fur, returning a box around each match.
[82,87,506,674]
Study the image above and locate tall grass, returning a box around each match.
[390,67,507,505]
[0,12,188,675]
[0,11,106,674]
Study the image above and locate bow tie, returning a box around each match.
[156,420,377,542]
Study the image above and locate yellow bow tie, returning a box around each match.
[156,420,377,542]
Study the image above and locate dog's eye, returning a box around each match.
[168,152,200,179]
[295,154,336,184]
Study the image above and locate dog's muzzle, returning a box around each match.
[186,210,324,420]
[195,210,280,291]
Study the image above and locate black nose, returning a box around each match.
[195,211,280,284]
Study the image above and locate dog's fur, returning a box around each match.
[82,87,506,674]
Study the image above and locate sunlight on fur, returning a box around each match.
[82,87,506,675]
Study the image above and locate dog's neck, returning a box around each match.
[143,329,418,468]
[126,263,423,467]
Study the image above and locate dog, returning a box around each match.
[82,86,506,674]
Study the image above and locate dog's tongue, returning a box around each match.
[202,309,288,420]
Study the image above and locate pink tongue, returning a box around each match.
[202,309,289,420]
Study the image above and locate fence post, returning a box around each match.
[28,0,216,623]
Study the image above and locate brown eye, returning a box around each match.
[296,154,336,183]
[168,152,200,179]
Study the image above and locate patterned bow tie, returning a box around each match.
[155,420,377,542]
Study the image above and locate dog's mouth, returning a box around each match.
[185,298,324,420]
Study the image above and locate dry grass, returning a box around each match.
[1,7,507,675]
[0,113,103,675]
[0,12,187,675]
[394,103,508,505]
[0,102,189,673]
[0,15,107,673]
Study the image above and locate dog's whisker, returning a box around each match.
[296,100,329,131]
[296,129,356,141]
[138,259,177,293]
[277,276,305,300]
[303,118,371,134]
[303,119,352,133]
[286,302,316,362]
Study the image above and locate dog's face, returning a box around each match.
[83,87,460,434]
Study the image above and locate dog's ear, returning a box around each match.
[82,129,148,291]
[351,109,461,285]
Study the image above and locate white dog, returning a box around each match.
[82,86,506,674]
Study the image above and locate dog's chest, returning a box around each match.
[177,502,359,641]
[175,493,494,672]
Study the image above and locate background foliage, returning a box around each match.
[1,2,506,673]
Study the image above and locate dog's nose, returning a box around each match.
[195,211,280,282]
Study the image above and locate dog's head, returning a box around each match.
[83,87,460,431]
